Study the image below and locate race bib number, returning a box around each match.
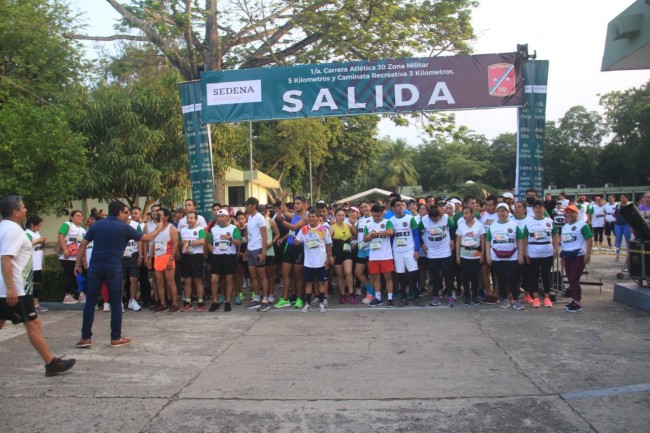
[67,242,79,256]
[395,238,407,247]
[370,240,381,250]
[155,241,164,255]
[533,231,548,240]
[462,238,478,248]
[123,249,132,258]
[495,233,509,242]
[343,243,352,252]
[429,228,442,236]
[219,242,228,251]
[358,241,368,250]
[561,234,574,242]
[307,240,320,249]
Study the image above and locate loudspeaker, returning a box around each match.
[620,204,650,241]
[629,240,650,284]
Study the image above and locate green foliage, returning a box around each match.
[0,101,87,215]
[375,138,419,191]
[105,0,478,78]
[41,254,64,302]
[70,68,190,207]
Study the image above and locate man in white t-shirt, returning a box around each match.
[244,197,270,311]
[0,195,76,377]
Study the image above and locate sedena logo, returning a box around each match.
[206,80,262,106]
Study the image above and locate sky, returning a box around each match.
[71,0,649,143]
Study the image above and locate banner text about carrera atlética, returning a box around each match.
[201,53,524,123]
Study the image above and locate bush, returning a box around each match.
[41,254,65,302]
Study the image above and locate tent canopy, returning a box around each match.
[334,188,414,204]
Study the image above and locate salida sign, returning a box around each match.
[201,52,524,123]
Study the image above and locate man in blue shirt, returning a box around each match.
[74,201,162,349]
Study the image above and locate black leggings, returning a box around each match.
[492,260,519,300]
[428,256,452,296]
[593,227,604,244]
[60,260,78,294]
[526,256,553,295]
[460,258,481,299]
[33,270,42,298]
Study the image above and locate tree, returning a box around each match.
[71,69,191,210]
[558,105,607,148]
[483,132,516,189]
[0,0,89,214]
[375,138,419,192]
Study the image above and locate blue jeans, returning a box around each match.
[614,223,631,253]
[82,268,124,340]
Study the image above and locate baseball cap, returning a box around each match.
[450,198,462,205]
[316,200,327,208]
[502,192,514,199]
[496,203,510,212]
[595,196,602,201]
[216,209,229,216]
[349,206,359,213]
[565,204,579,213]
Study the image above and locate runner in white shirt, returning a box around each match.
[455,206,485,306]
[560,204,593,312]
[420,205,456,307]
[590,196,606,250]
[177,199,208,231]
[244,197,270,312]
[523,200,559,308]
[363,204,395,307]
[295,208,332,313]
[603,195,618,250]
[179,211,207,312]
[479,195,499,303]
[25,216,47,312]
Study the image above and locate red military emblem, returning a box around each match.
[488,63,516,97]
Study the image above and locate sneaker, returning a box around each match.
[464,298,471,306]
[478,289,487,299]
[274,298,291,308]
[246,300,261,310]
[339,295,347,304]
[78,292,86,303]
[153,304,168,313]
[110,337,132,347]
[349,295,358,305]
[413,297,424,307]
[217,295,226,304]
[499,299,511,309]
[45,357,76,377]
[289,295,297,303]
[235,293,244,305]
[471,297,481,305]
[209,302,220,312]
[103,303,111,312]
[75,338,92,349]
[386,299,396,308]
[429,296,441,306]
[180,302,193,312]
[397,298,408,308]
[566,302,582,313]
[512,300,525,310]
[543,297,553,308]
[127,299,142,311]
[196,303,206,312]
[62,294,79,304]
[362,294,373,305]
[301,303,311,313]
[355,288,362,296]
[448,296,456,308]
[294,298,304,309]
[224,302,232,312]
[258,302,271,312]
[168,305,180,314]
[531,298,541,308]
[523,293,534,304]
[323,298,328,309]
[564,301,577,310]
[483,295,499,304]
[368,298,383,307]
[268,295,275,304]
[35,304,49,313]
[319,302,326,313]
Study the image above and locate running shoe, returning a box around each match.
[35,304,49,313]
[257,302,271,312]
[268,294,275,304]
[152,304,168,313]
[224,302,232,312]
[209,302,220,312]
[246,300,261,310]
[413,297,424,307]
[386,299,395,308]
[319,302,326,313]
[236,292,244,304]
[523,293,534,304]
[543,297,553,308]
[531,298,541,308]
[339,295,347,304]
[361,294,373,305]
[566,302,582,313]
[196,303,205,312]
[301,303,312,313]
[273,298,291,308]
[78,292,86,303]
[499,299,511,309]
[368,298,383,307]
[217,295,226,304]
[323,298,328,308]
[180,302,193,312]
[294,298,304,309]
[45,357,76,377]
[63,294,79,304]
[349,295,358,305]
[483,295,499,304]
[128,299,142,311]
[429,296,441,306]
[471,297,481,305]
[448,296,456,308]
[103,303,111,312]
[168,305,180,314]
[512,300,525,310]
[464,298,471,306]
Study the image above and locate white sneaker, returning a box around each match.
[323,298,328,308]
[103,303,111,312]
[128,299,142,311]
[63,294,79,304]
[301,303,312,313]
[78,292,86,303]
[319,302,326,313]
[268,295,275,304]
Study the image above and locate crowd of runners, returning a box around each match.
[45,190,650,316]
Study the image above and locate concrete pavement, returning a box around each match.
[1,253,649,433]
